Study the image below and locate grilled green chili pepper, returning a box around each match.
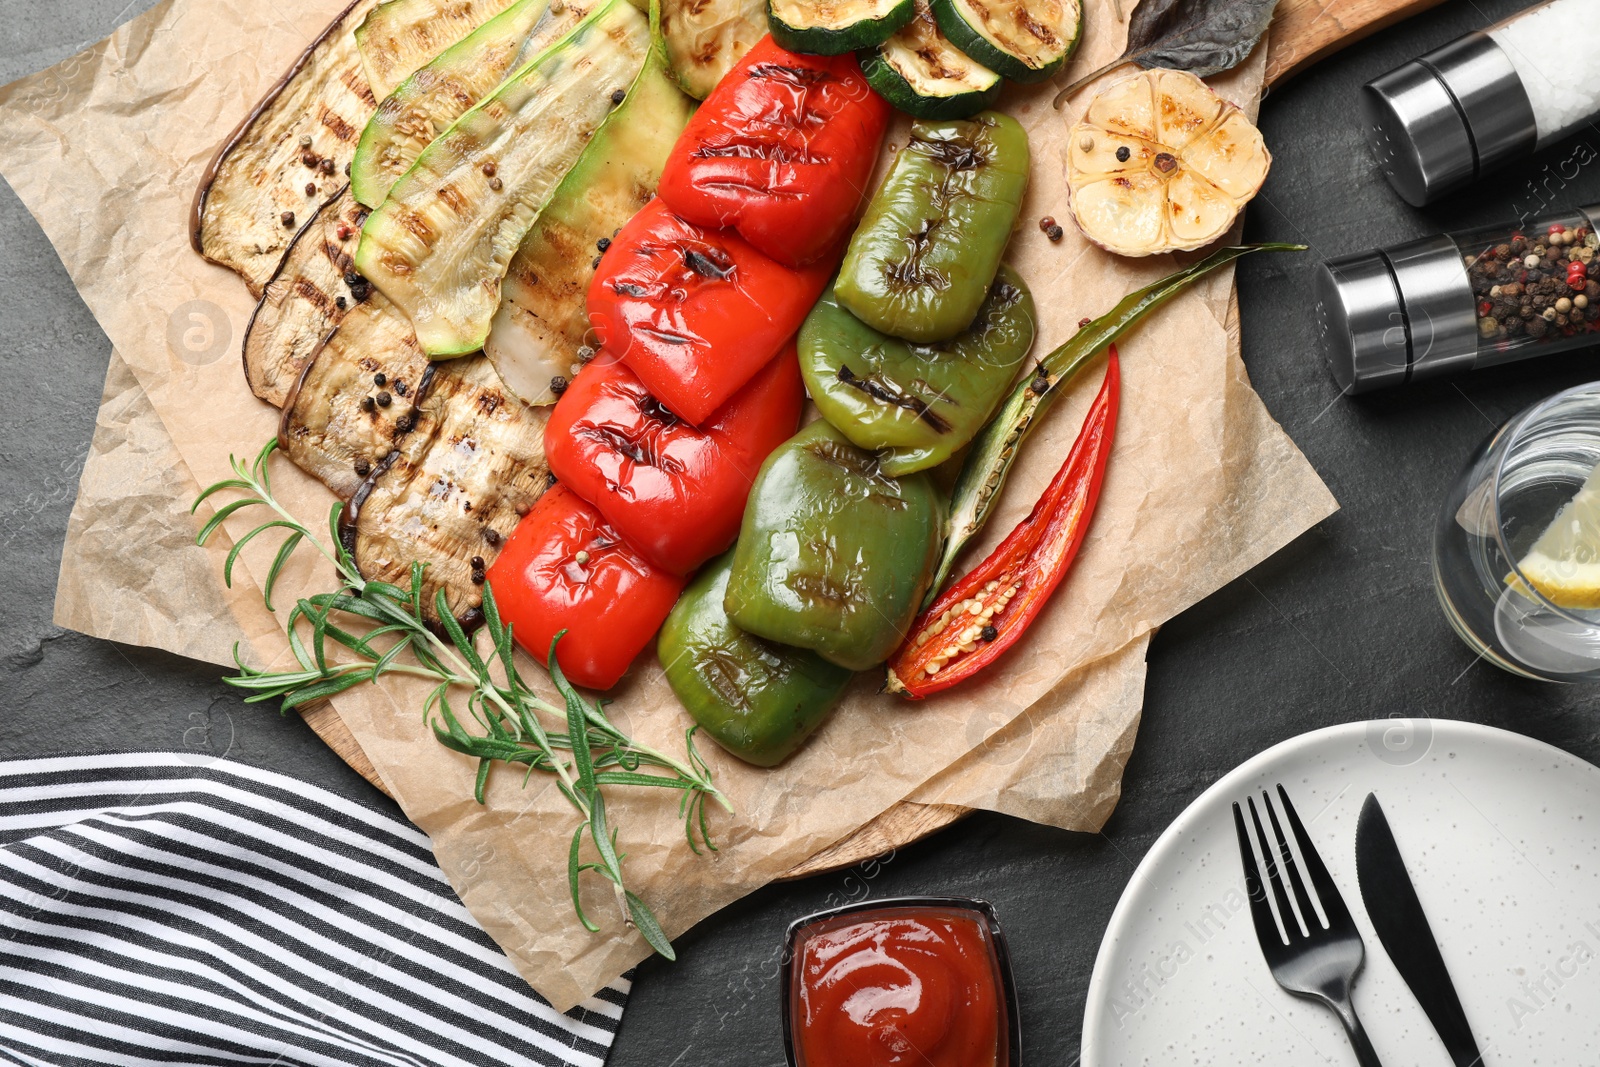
[658,554,854,767]
[835,111,1030,343]
[799,265,1035,476]
[930,242,1307,597]
[725,420,945,671]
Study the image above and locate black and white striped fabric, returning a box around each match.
[0,753,629,1067]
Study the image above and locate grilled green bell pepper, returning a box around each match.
[835,111,1029,343]
[724,420,945,671]
[799,265,1035,476]
[659,554,854,767]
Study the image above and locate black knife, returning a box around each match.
[1354,793,1485,1067]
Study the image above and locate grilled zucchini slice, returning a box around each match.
[767,0,914,55]
[355,0,520,98]
[652,0,765,99]
[485,45,693,405]
[929,0,1080,84]
[861,0,1000,119]
[356,0,651,357]
[350,0,594,208]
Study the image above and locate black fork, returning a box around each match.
[1233,784,1384,1067]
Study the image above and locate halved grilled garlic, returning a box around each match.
[1065,68,1271,258]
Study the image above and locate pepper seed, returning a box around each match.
[575,550,591,564]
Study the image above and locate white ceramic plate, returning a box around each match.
[1082,719,1600,1065]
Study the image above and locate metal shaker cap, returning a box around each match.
[1316,235,1477,394]
[1362,31,1538,206]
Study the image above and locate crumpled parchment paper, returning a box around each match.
[3,0,1337,1009]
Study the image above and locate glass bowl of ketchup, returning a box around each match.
[780,896,1020,1067]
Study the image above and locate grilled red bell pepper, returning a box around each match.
[544,345,805,575]
[487,485,688,690]
[656,36,891,268]
[587,197,832,425]
[886,349,1121,699]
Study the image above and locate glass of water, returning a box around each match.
[1434,381,1600,680]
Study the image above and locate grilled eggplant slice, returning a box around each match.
[356,0,651,357]
[351,0,595,209]
[355,0,520,99]
[192,0,381,295]
[243,188,369,406]
[278,294,437,498]
[346,355,550,622]
[484,43,692,406]
[653,0,765,99]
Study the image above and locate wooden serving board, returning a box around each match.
[302,0,1447,878]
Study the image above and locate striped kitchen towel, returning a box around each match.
[0,752,628,1067]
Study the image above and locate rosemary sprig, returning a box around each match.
[193,440,731,958]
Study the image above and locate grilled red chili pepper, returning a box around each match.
[587,197,832,425]
[544,345,805,575]
[487,485,688,690]
[656,36,891,269]
[886,348,1120,699]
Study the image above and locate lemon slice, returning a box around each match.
[1065,68,1271,258]
[1512,462,1600,609]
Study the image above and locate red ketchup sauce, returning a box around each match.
[789,906,1007,1067]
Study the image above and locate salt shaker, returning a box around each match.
[1362,0,1600,206]
[1316,205,1600,393]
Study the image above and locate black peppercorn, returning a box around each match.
[592,256,602,269]
[394,379,407,397]
[1030,375,1049,395]
[1115,146,1131,163]
[980,625,997,642]
[344,270,362,287]
[611,88,625,105]
[305,183,317,196]
[361,396,376,413]
[376,391,392,408]
[396,413,416,433]
[1047,225,1063,242]
[374,372,387,386]
[354,457,371,477]
[597,237,611,252]
[301,152,317,168]
[320,159,335,175]
[281,211,296,227]
[471,556,486,570]
[485,529,503,547]
[550,375,569,396]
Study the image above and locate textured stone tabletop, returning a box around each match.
[3,0,1597,1061]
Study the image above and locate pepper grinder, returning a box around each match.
[1317,205,1600,393]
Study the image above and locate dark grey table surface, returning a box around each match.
[5,0,1599,1062]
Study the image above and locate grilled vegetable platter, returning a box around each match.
[191,0,1292,954]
